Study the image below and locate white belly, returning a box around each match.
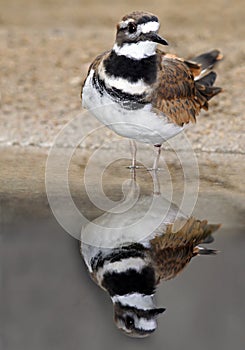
[82,70,183,145]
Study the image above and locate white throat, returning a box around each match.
[113,41,157,60]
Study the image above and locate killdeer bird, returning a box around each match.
[81,11,222,169]
[80,193,220,337]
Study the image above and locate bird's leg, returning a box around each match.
[149,145,162,193]
[127,140,143,170]
[130,167,136,181]
[129,139,137,169]
[152,144,162,171]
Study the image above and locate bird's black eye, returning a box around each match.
[125,315,135,329]
[128,22,137,34]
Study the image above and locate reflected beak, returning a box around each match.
[155,307,166,316]
[148,307,166,317]
[145,32,168,45]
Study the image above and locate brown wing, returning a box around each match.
[152,51,220,126]
[149,217,220,283]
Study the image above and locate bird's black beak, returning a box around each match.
[145,32,168,45]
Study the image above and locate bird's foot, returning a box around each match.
[126,165,144,170]
[147,167,164,172]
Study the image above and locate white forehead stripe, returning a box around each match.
[119,20,159,33]
[119,19,134,28]
[139,21,160,33]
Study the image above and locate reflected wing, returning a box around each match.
[150,217,220,282]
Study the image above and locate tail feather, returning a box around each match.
[195,82,222,110]
[188,50,223,110]
[202,234,214,244]
[191,49,223,72]
[194,246,219,255]
[197,71,217,87]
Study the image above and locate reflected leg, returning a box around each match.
[151,144,162,171]
[129,139,137,169]
[127,140,143,170]
[152,168,161,195]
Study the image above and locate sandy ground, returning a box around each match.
[0,0,245,152]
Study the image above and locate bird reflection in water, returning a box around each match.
[80,171,221,338]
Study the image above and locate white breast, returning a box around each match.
[82,69,184,145]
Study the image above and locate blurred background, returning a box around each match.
[1,1,245,350]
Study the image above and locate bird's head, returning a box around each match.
[113,295,166,338]
[114,11,168,59]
